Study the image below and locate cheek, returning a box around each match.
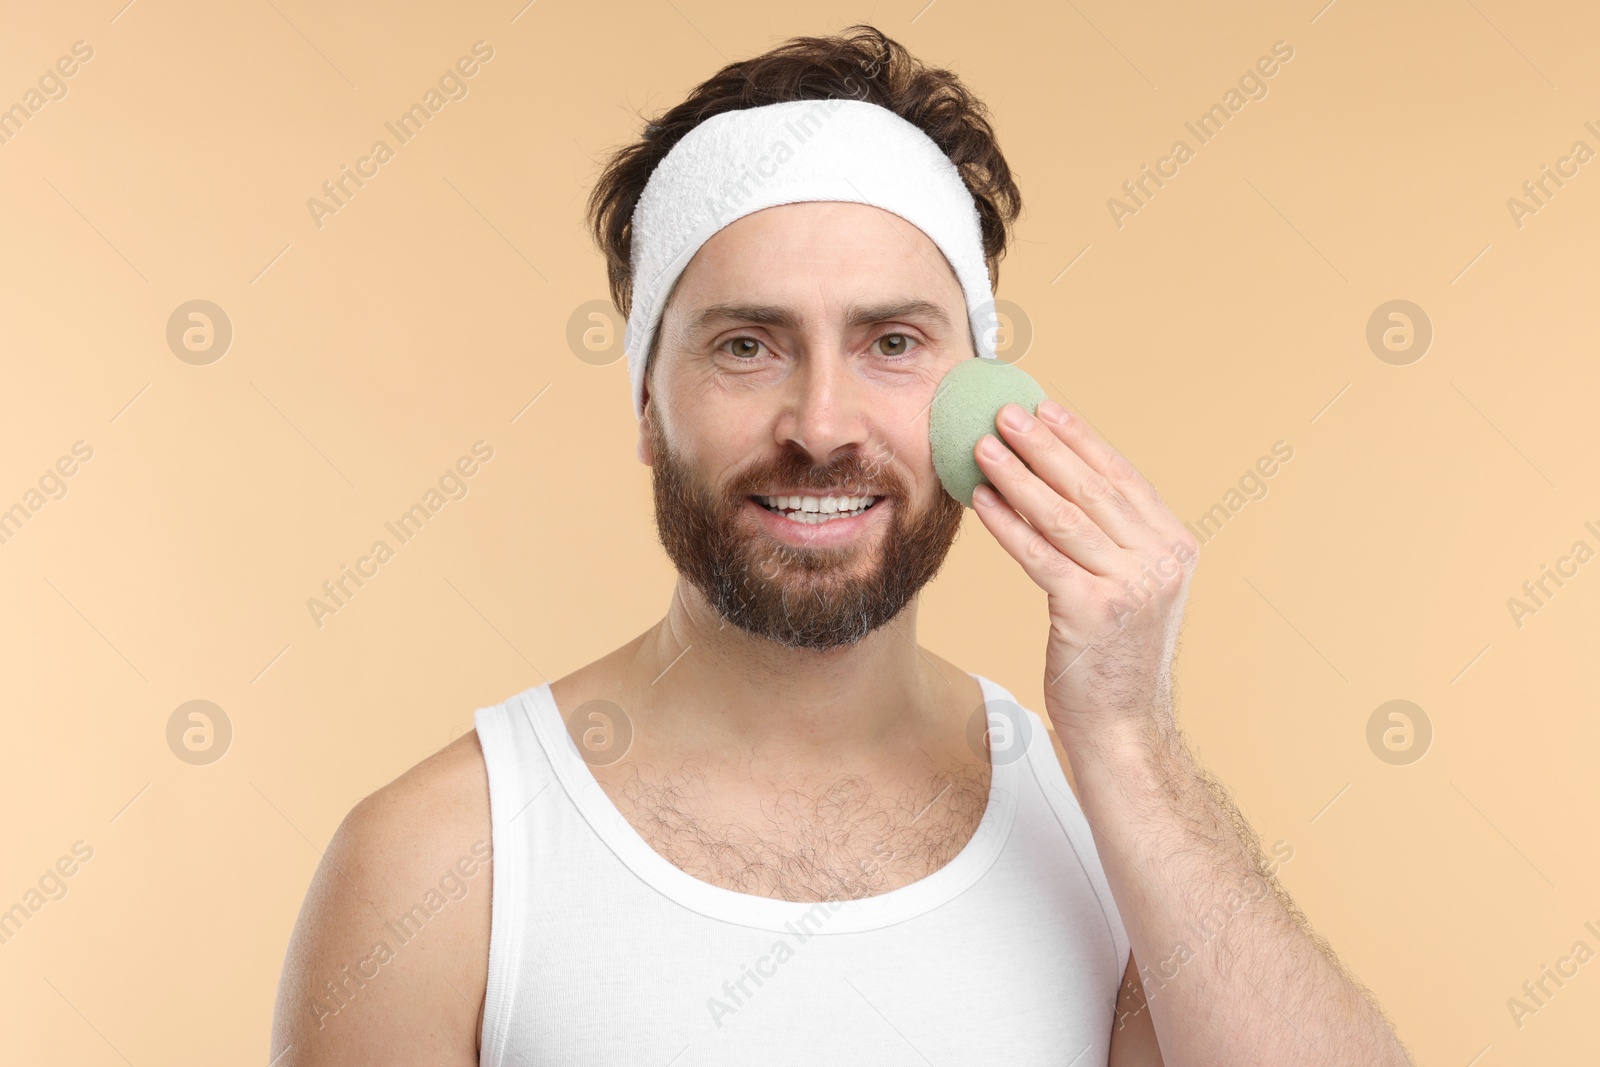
[866,430,935,495]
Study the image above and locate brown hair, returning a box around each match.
[586,23,1022,329]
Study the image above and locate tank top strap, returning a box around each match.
[472,686,561,1066]
[1012,695,1132,976]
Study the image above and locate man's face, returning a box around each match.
[639,200,973,652]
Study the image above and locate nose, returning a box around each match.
[773,345,872,467]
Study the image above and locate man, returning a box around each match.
[272,25,1413,1065]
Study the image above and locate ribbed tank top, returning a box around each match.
[472,671,1130,1064]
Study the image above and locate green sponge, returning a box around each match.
[929,358,1050,508]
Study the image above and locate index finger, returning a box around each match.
[1035,396,1174,521]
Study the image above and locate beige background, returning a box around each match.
[2,0,1597,1062]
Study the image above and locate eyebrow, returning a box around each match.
[687,299,954,334]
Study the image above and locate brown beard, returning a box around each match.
[645,406,967,651]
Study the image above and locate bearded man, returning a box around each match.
[271,24,1413,1067]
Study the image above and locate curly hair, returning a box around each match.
[585,23,1022,330]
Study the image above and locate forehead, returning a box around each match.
[665,200,965,314]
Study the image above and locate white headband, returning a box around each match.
[624,98,998,419]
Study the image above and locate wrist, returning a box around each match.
[1052,711,1182,782]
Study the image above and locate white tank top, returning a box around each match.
[473,671,1130,1064]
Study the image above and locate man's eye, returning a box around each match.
[724,337,767,360]
[875,333,916,357]
[722,335,916,359]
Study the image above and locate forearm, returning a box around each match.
[1063,718,1412,1067]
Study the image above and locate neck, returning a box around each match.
[620,577,957,769]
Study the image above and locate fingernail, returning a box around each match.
[979,434,1008,460]
[1001,403,1034,432]
[1038,399,1070,425]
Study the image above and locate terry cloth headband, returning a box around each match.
[624,97,998,420]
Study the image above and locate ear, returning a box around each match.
[636,387,654,466]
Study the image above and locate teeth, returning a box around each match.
[778,508,866,524]
[756,494,876,513]
[755,494,878,522]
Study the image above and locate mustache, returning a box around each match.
[725,454,905,502]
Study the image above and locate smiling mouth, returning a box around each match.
[750,494,882,524]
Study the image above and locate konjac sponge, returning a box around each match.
[929,358,1050,508]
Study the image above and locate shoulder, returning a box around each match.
[937,657,1082,803]
[332,729,494,919]
[350,727,492,843]
[270,730,492,1066]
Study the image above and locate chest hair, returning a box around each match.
[603,761,992,902]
